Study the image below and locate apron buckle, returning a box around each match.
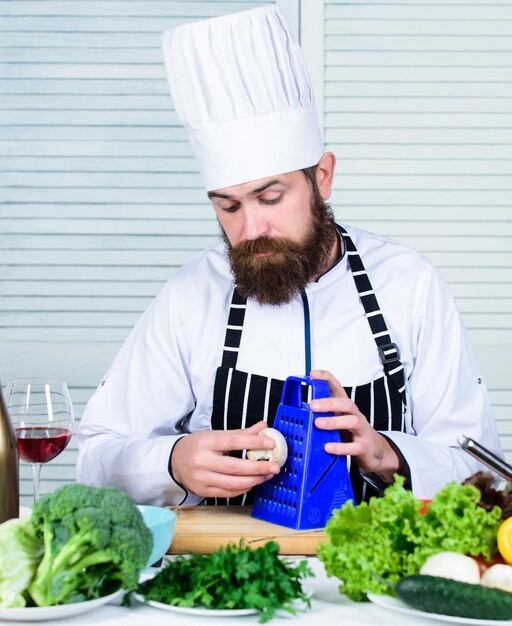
[378,342,401,365]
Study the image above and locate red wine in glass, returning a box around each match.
[5,378,74,503]
[16,426,72,463]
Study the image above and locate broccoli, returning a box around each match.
[27,483,152,606]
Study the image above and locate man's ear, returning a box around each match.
[315,152,336,201]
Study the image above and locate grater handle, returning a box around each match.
[306,378,331,400]
[309,379,331,400]
[281,376,330,408]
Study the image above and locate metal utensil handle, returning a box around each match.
[459,435,512,481]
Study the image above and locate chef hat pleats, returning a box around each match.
[162,5,324,191]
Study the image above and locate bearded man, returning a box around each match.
[77,6,502,506]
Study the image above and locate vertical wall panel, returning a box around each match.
[322,1,512,459]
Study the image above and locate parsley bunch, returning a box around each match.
[136,541,313,623]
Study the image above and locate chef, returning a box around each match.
[77,5,502,506]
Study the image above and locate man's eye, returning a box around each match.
[261,196,281,205]
[222,203,240,213]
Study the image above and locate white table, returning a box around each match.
[0,558,439,626]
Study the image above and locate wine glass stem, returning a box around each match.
[31,463,42,502]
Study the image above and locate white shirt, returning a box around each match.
[77,224,502,503]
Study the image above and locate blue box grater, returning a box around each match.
[251,375,355,530]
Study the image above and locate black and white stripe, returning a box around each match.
[340,225,407,408]
[209,227,407,505]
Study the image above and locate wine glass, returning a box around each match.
[5,378,74,503]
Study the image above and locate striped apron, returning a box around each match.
[209,226,407,504]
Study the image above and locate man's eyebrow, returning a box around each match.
[207,179,285,201]
[207,190,233,200]
[250,179,284,194]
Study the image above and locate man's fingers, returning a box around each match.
[207,454,280,477]
[245,420,269,434]
[310,396,354,415]
[214,431,275,453]
[310,369,348,398]
[324,441,368,457]
[315,415,359,431]
[198,471,273,496]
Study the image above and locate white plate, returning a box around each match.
[132,596,258,617]
[368,592,512,625]
[134,586,313,618]
[0,589,123,622]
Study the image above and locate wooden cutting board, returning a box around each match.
[167,506,327,555]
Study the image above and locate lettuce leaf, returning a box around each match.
[407,481,502,569]
[0,518,43,607]
[317,476,501,602]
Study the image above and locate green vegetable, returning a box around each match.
[396,574,512,620]
[317,475,502,602]
[406,480,501,571]
[28,483,152,606]
[136,541,313,623]
[318,476,422,601]
[0,518,43,608]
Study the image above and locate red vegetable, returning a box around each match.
[419,500,431,516]
[473,553,506,576]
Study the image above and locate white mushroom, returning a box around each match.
[246,427,288,467]
[419,551,481,584]
[481,564,512,592]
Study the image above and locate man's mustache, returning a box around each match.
[232,237,299,255]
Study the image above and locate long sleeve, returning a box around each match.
[381,259,502,498]
[76,280,204,506]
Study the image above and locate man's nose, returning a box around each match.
[241,206,269,241]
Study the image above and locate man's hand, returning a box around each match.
[309,369,402,482]
[170,421,281,498]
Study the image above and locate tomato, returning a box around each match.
[419,499,431,516]
[497,518,512,564]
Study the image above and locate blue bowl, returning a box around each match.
[137,505,176,567]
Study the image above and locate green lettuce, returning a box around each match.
[0,518,43,607]
[408,481,502,569]
[317,476,502,602]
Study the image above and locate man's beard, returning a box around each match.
[221,196,337,306]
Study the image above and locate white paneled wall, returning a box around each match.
[0,0,277,503]
[304,0,512,457]
[1,0,511,504]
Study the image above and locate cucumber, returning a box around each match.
[396,574,512,621]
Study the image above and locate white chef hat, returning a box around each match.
[162,5,324,191]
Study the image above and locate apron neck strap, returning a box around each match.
[338,226,407,405]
